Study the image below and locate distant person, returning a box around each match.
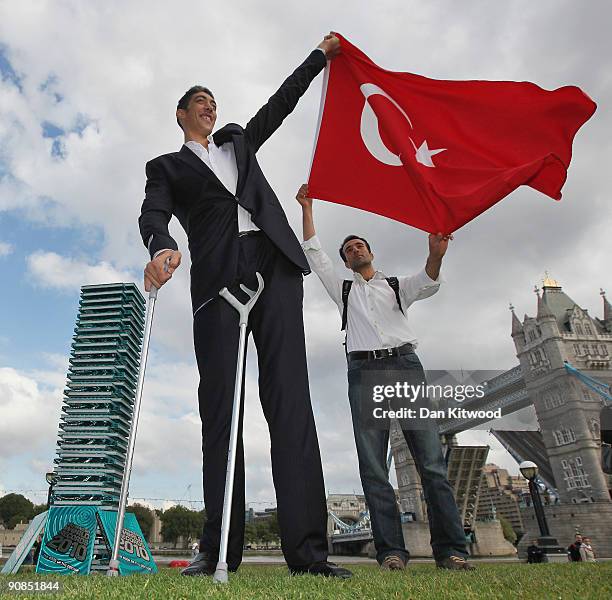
[567,534,583,562]
[527,539,545,564]
[579,537,596,562]
[32,535,42,564]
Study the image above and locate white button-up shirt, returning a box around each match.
[152,137,258,259]
[302,235,441,353]
[185,138,259,233]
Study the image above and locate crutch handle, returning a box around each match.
[218,272,264,324]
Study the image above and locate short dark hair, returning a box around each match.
[176,85,215,130]
[339,235,371,261]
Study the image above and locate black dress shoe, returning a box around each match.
[289,561,352,579]
[180,552,217,576]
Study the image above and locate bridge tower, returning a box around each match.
[510,276,611,504]
[390,420,425,521]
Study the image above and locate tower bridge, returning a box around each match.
[437,365,530,435]
[388,277,611,554]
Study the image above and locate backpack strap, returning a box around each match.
[386,277,404,315]
[341,277,404,332]
[341,280,353,331]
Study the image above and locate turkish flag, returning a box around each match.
[308,34,596,234]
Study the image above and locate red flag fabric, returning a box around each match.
[308,34,596,234]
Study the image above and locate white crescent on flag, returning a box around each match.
[359,83,446,168]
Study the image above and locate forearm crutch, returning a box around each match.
[107,261,168,576]
[213,272,264,584]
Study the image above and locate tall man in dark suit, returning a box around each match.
[138,34,351,578]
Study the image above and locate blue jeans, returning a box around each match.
[347,350,468,563]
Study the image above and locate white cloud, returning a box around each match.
[458,430,521,475]
[26,250,136,290]
[0,367,61,460]
[40,352,70,372]
[0,242,13,257]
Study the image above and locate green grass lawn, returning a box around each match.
[1,563,610,600]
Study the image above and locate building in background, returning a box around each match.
[477,464,525,536]
[508,277,611,504]
[51,283,145,508]
[391,276,612,557]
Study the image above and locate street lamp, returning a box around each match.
[519,460,537,481]
[519,461,564,562]
[519,462,549,536]
[45,472,58,510]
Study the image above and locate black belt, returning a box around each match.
[348,342,414,361]
[238,230,263,238]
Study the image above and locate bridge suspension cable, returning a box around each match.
[328,510,371,533]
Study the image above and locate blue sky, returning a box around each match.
[0,213,89,369]
[1,1,610,510]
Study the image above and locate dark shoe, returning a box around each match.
[180,552,217,576]
[289,561,352,578]
[436,555,476,571]
[381,554,406,571]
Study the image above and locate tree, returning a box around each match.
[8,514,29,529]
[31,504,47,518]
[128,504,155,541]
[255,521,274,548]
[244,522,258,547]
[267,511,280,540]
[160,506,204,548]
[0,494,34,528]
[193,509,206,539]
[499,515,517,545]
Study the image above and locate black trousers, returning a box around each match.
[193,233,328,569]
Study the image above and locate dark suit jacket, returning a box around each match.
[139,49,327,313]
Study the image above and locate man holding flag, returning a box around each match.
[297,32,594,571]
[139,34,353,579]
[296,183,474,570]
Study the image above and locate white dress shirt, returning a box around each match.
[185,138,259,233]
[151,136,258,259]
[301,235,442,353]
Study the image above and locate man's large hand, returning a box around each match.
[318,32,341,59]
[144,250,182,292]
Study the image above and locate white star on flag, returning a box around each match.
[413,140,446,167]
